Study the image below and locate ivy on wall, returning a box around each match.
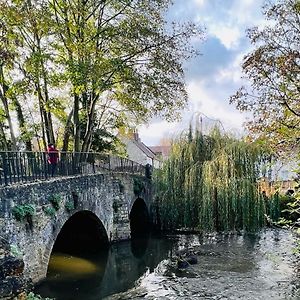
[12,204,35,222]
[133,177,145,196]
[48,194,62,211]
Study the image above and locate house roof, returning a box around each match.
[149,145,171,158]
[132,139,157,159]
[118,132,157,160]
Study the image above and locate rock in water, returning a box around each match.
[177,259,189,269]
[186,255,198,265]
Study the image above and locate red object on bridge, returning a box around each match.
[47,144,59,164]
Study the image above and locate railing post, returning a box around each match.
[92,153,95,173]
[43,152,48,179]
[1,152,8,186]
[72,152,76,175]
[0,150,147,185]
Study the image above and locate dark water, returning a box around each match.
[35,229,300,300]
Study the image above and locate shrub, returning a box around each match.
[48,194,62,211]
[44,207,56,217]
[26,292,53,300]
[133,177,144,196]
[12,204,35,221]
[10,244,22,258]
[65,200,75,212]
[280,194,300,223]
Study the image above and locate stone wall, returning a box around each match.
[0,237,28,299]
[0,173,152,297]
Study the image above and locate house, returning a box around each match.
[149,145,171,165]
[259,177,297,196]
[259,158,299,196]
[119,130,160,167]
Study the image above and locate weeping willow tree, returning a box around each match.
[154,127,279,232]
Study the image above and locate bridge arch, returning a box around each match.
[129,198,150,237]
[42,210,109,280]
[52,210,109,255]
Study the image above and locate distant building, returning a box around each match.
[259,177,297,196]
[259,158,299,196]
[119,130,160,167]
[149,145,171,163]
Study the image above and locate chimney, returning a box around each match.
[133,130,140,142]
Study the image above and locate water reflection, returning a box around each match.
[48,253,99,276]
[37,249,108,300]
[35,234,175,300]
[35,230,300,300]
[131,235,149,258]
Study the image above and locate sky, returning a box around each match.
[139,0,267,146]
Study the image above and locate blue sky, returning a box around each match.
[139,0,266,145]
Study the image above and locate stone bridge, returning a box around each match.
[0,172,152,297]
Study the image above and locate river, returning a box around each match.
[35,229,300,300]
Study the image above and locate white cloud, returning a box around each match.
[193,0,205,7]
[138,121,180,145]
[231,0,264,25]
[215,52,245,84]
[193,0,265,50]
[139,80,246,146]
[187,81,245,130]
[209,25,241,50]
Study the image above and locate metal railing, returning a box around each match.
[0,151,147,186]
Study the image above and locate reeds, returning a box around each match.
[154,127,277,232]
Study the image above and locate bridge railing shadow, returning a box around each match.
[0,151,147,186]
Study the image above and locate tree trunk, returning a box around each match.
[41,58,55,144]
[73,94,80,152]
[81,96,98,153]
[0,122,9,150]
[36,83,48,150]
[62,109,73,152]
[35,31,55,146]
[12,97,32,151]
[0,66,17,150]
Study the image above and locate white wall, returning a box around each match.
[122,138,152,166]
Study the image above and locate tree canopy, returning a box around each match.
[230,0,300,153]
[0,0,202,152]
[154,127,278,232]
